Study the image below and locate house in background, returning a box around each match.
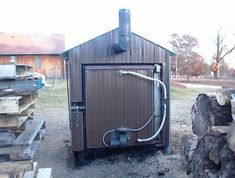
[0,33,65,78]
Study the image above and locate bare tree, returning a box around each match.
[211,30,235,78]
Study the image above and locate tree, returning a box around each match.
[188,53,206,78]
[169,33,200,81]
[211,30,235,79]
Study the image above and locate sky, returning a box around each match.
[0,0,235,67]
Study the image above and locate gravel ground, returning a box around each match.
[33,81,217,178]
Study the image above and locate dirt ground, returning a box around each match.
[33,80,220,178]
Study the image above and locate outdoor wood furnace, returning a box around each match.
[61,9,175,156]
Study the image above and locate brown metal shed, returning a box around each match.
[61,9,175,156]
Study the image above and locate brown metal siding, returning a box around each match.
[67,28,171,151]
[85,65,154,148]
[71,112,84,151]
[68,29,169,103]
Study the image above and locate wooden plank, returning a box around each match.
[0,79,36,94]
[0,64,16,79]
[0,128,45,156]
[20,107,34,117]
[0,111,33,128]
[0,89,14,97]
[0,174,10,178]
[0,146,10,155]
[0,97,21,114]
[0,131,15,147]
[0,92,38,114]
[10,141,40,160]
[14,120,45,146]
[14,172,24,178]
[18,98,37,114]
[22,162,37,178]
[35,129,46,141]
[36,168,52,178]
[0,160,33,174]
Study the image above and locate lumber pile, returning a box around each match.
[181,89,235,178]
[0,64,52,178]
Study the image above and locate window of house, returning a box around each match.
[35,56,41,68]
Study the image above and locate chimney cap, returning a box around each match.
[119,9,130,13]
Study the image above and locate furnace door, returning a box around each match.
[85,65,158,149]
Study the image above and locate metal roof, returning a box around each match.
[61,28,175,58]
[0,33,65,55]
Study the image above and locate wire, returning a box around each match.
[102,129,115,147]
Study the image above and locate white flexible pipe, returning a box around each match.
[120,70,167,100]
[137,104,167,142]
[120,70,167,143]
[102,69,167,147]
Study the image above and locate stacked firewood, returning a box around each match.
[181,89,235,178]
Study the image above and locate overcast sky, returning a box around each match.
[0,0,235,67]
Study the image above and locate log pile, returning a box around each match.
[181,89,235,178]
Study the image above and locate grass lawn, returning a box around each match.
[37,79,216,108]
[171,86,216,100]
[37,79,68,108]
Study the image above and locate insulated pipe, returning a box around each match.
[137,104,166,142]
[153,67,161,137]
[119,70,167,100]
[119,67,167,142]
[102,67,167,147]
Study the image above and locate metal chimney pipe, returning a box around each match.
[113,9,132,53]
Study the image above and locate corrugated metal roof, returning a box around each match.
[61,28,175,57]
[0,33,65,55]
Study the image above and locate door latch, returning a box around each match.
[71,105,85,127]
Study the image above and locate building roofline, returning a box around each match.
[61,28,176,59]
[0,53,61,56]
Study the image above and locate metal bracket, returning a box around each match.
[71,105,85,127]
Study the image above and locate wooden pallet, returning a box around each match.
[0,119,45,160]
[0,160,33,175]
[0,109,34,129]
[0,93,38,114]
[0,161,52,178]
[0,64,33,80]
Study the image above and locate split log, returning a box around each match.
[227,120,235,152]
[181,134,198,163]
[189,134,226,178]
[180,134,198,174]
[182,133,235,178]
[191,94,233,137]
[216,88,235,106]
[211,126,229,135]
[217,145,235,177]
